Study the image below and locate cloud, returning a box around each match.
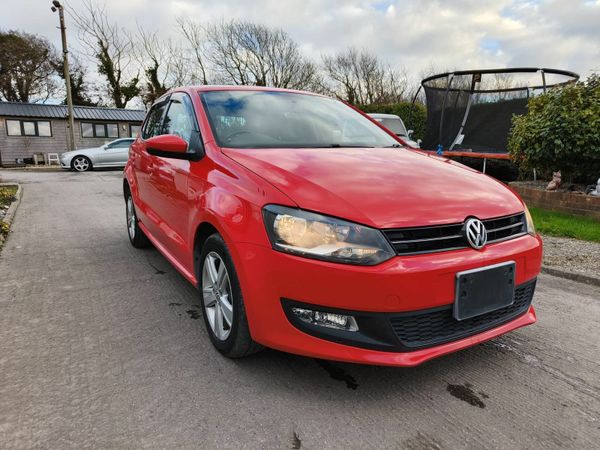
[1,0,598,87]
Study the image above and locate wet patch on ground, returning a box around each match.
[447,383,486,408]
[316,360,358,390]
[146,254,166,275]
[186,309,201,320]
[403,431,442,450]
[291,431,301,449]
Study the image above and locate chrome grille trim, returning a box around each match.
[383,213,527,255]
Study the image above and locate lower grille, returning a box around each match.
[389,279,536,349]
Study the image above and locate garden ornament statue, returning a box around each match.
[588,178,600,196]
[546,171,561,191]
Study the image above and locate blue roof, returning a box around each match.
[0,101,145,122]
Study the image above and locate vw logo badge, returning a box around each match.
[464,217,487,250]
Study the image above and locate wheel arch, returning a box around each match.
[193,222,220,283]
[123,178,130,198]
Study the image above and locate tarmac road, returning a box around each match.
[1,170,599,449]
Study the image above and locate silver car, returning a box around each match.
[60,138,135,172]
[368,113,420,148]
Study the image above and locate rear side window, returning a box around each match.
[142,102,167,139]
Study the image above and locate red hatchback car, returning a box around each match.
[124,86,542,366]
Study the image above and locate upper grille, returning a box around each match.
[383,213,526,255]
[389,279,536,349]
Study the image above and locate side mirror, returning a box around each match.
[146,134,188,154]
[146,134,202,161]
[407,130,414,138]
[103,144,109,150]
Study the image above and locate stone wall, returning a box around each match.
[510,182,600,221]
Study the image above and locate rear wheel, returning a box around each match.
[199,234,262,358]
[72,156,92,172]
[125,191,151,248]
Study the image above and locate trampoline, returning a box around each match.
[413,67,579,172]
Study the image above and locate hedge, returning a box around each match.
[508,74,600,183]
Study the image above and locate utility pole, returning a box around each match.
[51,1,76,151]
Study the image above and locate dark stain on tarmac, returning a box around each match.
[316,360,358,390]
[292,431,302,449]
[447,383,486,408]
[186,310,201,320]
[146,254,166,275]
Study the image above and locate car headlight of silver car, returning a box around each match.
[262,205,395,265]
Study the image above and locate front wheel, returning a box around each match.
[199,234,262,358]
[71,156,92,172]
[125,191,151,248]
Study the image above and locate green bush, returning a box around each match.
[508,74,600,183]
[359,102,427,141]
[0,186,17,205]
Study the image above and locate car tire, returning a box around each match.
[125,190,151,249]
[198,233,263,358]
[71,155,92,172]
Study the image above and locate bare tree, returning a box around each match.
[135,25,191,105]
[177,17,209,85]
[69,0,140,108]
[204,21,318,89]
[322,47,408,105]
[0,30,59,102]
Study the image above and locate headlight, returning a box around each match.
[524,205,536,236]
[262,205,395,265]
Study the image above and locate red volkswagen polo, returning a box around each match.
[123,86,542,366]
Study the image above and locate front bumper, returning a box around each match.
[59,155,72,169]
[229,233,542,366]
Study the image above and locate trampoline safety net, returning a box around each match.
[420,68,579,154]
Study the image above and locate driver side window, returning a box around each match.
[142,102,168,139]
[162,93,195,143]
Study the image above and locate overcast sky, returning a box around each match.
[1,0,599,86]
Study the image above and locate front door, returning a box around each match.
[96,139,132,166]
[132,99,169,235]
[146,92,199,264]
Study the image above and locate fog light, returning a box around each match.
[291,307,359,331]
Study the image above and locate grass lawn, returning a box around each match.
[529,207,600,243]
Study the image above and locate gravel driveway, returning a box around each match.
[542,235,600,279]
[1,170,599,449]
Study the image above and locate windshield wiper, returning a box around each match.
[384,144,403,148]
[323,144,374,148]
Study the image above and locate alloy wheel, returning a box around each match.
[202,252,234,341]
[126,196,136,240]
[73,157,90,172]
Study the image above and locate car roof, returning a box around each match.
[167,85,327,99]
[368,113,402,120]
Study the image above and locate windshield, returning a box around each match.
[376,118,408,137]
[200,90,399,149]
